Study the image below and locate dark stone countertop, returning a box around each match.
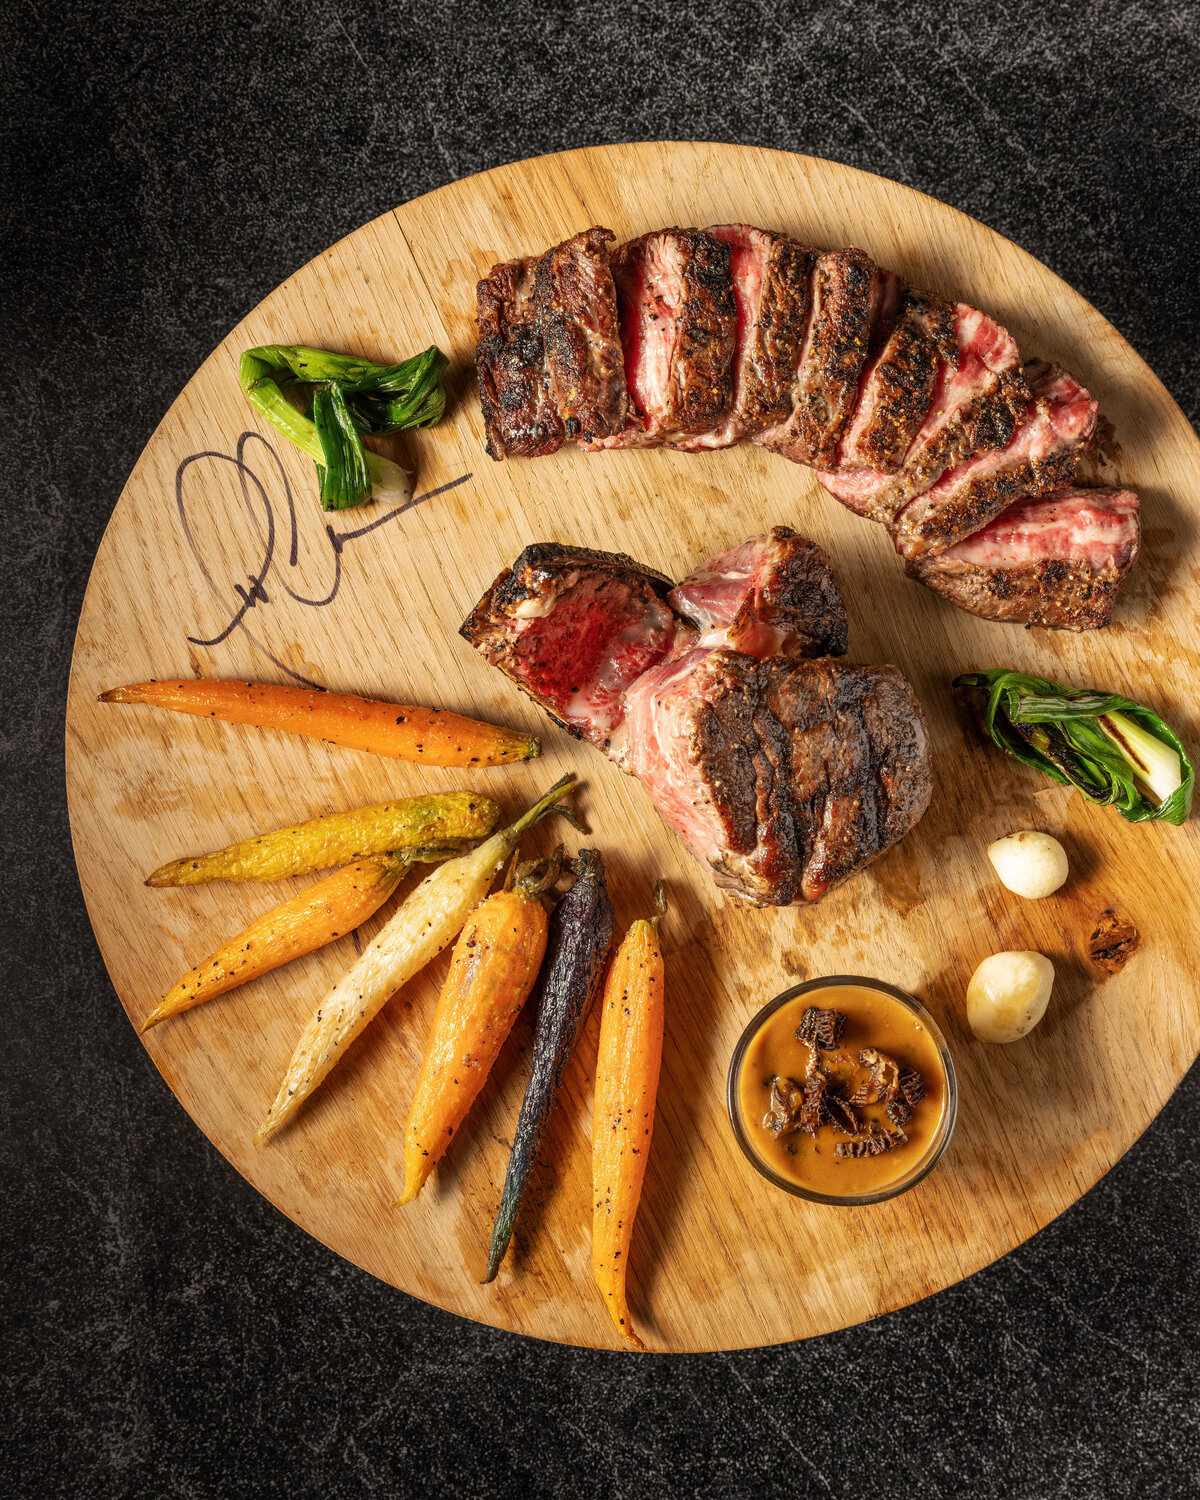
[4,2,1198,1495]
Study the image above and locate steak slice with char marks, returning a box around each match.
[668,527,848,659]
[533,227,628,444]
[621,649,932,905]
[583,228,736,449]
[891,362,1098,559]
[460,544,679,751]
[475,255,565,460]
[673,224,816,449]
[754,247,892,468]
[835,288,958,472]
[905,487,1139,630]
[817,304,1028,521]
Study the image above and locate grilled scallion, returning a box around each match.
[238,343,448,511]
[955,669,1193,825]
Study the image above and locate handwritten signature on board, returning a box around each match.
[174,431,471,687]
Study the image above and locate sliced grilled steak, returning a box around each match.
[817,304,1027,521]
[621,649,932,905]
[476,255,565,460]
[674,224,816,449]
[891,363,1098,559]
[906,487,1139,629]
[583,228,736,449]
[460,544,678,750]
[754,248,891,468]
[668,527,848,659]
[533,227,628,444]
[836,288,958,472]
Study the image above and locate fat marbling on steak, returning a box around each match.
[890,362,1099,559]
[668,526,848,659]
[905,487,1139,630]
[462,533,931,906]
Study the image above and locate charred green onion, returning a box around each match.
[955,669,1193,825]
[239,343,448,511]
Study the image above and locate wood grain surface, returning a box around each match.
[65,143,1200,1352]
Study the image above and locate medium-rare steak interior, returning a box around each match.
[904,487,1140,630]
[462,531,932,906]
[475,222,1138,630]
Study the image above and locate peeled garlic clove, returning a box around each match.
[986,830,1068,899]
[966,951,1055,1043]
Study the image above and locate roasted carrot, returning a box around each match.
[591,886,666,1350]
[255,776,580,1143]
[100,679,540,767]
[485,848,614,1283]
[142,854,411,1031]
[144,791,498,886]
[395,850,563,1207]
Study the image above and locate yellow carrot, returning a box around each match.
[100,679,540,767]
[395,852,561,1207]
[591,886,666,1351]
[144,792,497,886]
[141,854,410,1031]
[255,776,579,1142]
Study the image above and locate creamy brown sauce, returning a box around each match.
[736,984,947,1196]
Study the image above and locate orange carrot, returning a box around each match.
[141,854,408,1031]
[591,886,666,1351]
[99,679,540,766]
[394,852,561,1207]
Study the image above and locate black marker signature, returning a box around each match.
[175,430,471,687]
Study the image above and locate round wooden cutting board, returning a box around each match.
[66,143,1200,1352]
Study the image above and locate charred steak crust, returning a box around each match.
[758,246,881,467]
[747,235,817,428]
[840,290,957,472]
[906,552,1126,630]
[534,227,628,443]
[687,652,932,906]
[475,256,565,461]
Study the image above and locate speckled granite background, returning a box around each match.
[4,2,1199,1495]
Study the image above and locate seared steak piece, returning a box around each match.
[891,363,1098,559]
[621,649,932,905]
[906,487,1139,629]
[476,255,565,460]
[460,543,678,750]
[835,288,958,472]
[674,224,816,449]
[533,227,629,444]
[818,304,1028,521]
[583,229,736,449]
[668,527,848,659]
[754,248,893,468]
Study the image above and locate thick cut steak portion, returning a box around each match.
[668,527,848,658]
[906,487,1139,630]
[583,228,736,449]
[674,224,816,449]
[817,304,1027,521]
[622,649,932,905]
[460,544,678,750]
[891,363,1098,559]
[533,227,628,444]
[754,248,890,468]
[836,288,958,472]
[476,255,565,460]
